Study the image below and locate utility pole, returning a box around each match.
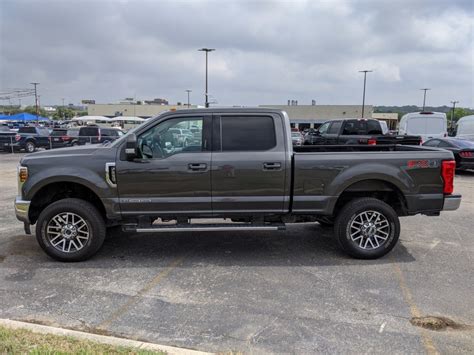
[450,100,459,130]
[198,48,215,108]
[185,90,192,108]
[30,82,40,124]
[359,70,372,118]
[420,88,430,111]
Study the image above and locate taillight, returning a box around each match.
[368,139,377,145]
[15,134,21,142]
[18,166,28,183]
[441,160,455,194]
[460,151,473,158]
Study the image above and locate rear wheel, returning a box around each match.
[334,198,400,259]
[35,198,106,262]
[25,141,36,153]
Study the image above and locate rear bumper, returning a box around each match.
[443,194,461,211]
[14,197,30,223]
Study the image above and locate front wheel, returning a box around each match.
[334,198,400,259]
[35,198,106,262]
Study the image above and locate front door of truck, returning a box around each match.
[116,115,212,216]
[211,114,288,213]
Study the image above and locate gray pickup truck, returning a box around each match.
[14,108,461,261]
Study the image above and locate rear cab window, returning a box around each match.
[218,116,276,151]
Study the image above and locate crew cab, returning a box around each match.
[14,108,461,262]
[0,125,16,151]
[7,126,51,152]
[304,118,421,146]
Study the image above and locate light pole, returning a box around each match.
[185,90,192,108]
[30,82,40,124]
[198,48,215,108]
[450,100,459,130]
[420,88,430,111]
[359,70,372,118]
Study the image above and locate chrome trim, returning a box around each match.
[136,226,281,232]
[442,195,461,211]
[14,197,30,223]
[105,162,117,188]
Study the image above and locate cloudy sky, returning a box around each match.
[1,0,473,108]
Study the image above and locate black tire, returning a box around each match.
[35,198,106,262]
[334,198,400,259]
[25,140,36,153]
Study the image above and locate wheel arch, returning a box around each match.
[29,181,106,224]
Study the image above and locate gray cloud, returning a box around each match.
[1,0,473,108]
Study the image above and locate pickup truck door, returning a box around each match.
[210,114,289,213]
[323,121,342,144]
[115,114,212,215]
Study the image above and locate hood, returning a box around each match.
[21,145,104,164]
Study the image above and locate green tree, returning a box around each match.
[53,107,75,120]
[23,106,49,118]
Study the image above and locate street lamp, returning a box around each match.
[359,70,373,118]
[450,100,459,130]
[198,48,215,108]
[185,90,192,108]
[420,88,430,111]
[30,82,40,124]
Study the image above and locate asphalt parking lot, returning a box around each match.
[0,152,473,354]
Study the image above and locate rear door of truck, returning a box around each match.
[210,113,290,213]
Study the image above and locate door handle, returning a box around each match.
[188,163,207,171]
[263,162,282,171]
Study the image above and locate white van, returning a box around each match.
[456,115,474,140]
[399,112,447,143]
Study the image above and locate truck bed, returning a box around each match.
[293,144,429,153]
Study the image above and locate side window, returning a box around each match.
[437,140,452,148]
[424,139,440,147]
[327,121,342,134]
[318,122,331,135]
[137,117,203,159]
[220,116,276,151]
[367,120,383,134]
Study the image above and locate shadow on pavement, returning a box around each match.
[1,223,415,269]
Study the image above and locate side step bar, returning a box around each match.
[123,223,286,233]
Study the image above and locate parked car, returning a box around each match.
[304,119,421,146]
[423,138,474,170]
[15,108,460,262]
[455,115,474,141]
[168,128,196,147]
[69,126,125,146]
[291,131,304,145]
[399,112,448,143]
[48,129,70,149]
[6,126,51,152]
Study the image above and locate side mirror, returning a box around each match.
[165,141,172,149]
[125,133,137,161]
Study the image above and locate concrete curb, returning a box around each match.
[0,319,213,355]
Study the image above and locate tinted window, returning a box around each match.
[342,121,366,135]
[79,127,99,136]
[367,120,382,134]
[424,139,440,147]
[37,128,50,136]
[327,121,342,134]
[437,141,452,148]
[51,130,67,136]
[220,116,276,151]
[19,127,36,134]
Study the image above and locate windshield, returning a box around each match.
[292,132,301,137]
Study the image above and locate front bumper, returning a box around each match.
[14,197,30,223]
[442,194,461,211]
